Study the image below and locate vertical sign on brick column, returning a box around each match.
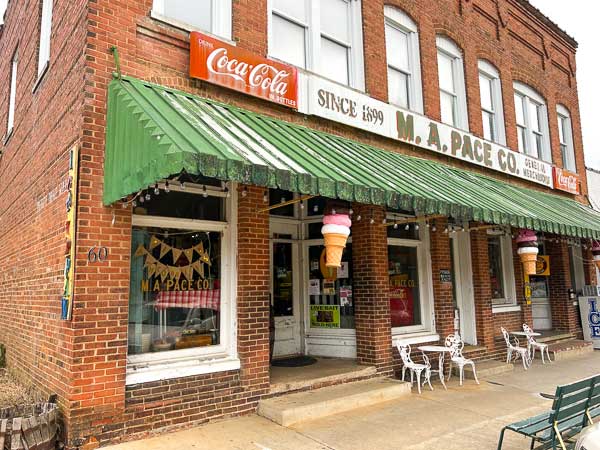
[429,219,455,340]
[237,186,270,394]
[547,240,580,334]
[469,228,495,349]
[351,205,393,375]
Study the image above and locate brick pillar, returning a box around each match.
[583,244,598,286]
[237,185,270,393]
[429,219,454,340]
[351,204,393,375]
[547,239,580,333]
[469,228,495,349]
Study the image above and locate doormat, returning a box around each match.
[271,356,318,367]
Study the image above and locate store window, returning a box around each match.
[488,234,517,307]
[127,183,237,383]
[37,0,53,78]
[557,105,576,172]
[388,219,433,333]
[436,35,468,130]
[513,82,551,162]
[152,0,232,40]
[384,6,423,113]
[478,60,505,145]
[6,50,17,139]
[269,0,365,89]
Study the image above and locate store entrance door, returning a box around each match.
[270,222,302,357]
[450,231,477,345]
[531,276,552,330]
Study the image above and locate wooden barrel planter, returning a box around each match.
[0,403,58,450]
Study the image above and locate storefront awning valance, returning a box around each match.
[104,76,600,239]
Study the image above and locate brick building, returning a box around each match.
[1,0,600,448]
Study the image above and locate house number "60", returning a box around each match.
[88,246,109,263]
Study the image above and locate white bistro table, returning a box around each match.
[510,331,542,365]
[417,345,452,390]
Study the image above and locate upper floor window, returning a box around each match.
[557,105,576,172]
[152,0,232,40]
[269,0,365,89]
[478,60,505,145]
[513,82,551,162]
[37,0,53,78]
[436,36,468,130]
[384,7,423,113]
[6,50,18,140]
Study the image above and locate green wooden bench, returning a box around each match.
[497,375,600,450]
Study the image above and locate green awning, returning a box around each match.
[104,76,600,239]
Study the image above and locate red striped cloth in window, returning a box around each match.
[154,289,220,310]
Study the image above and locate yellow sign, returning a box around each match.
[320,248,337,280]
[535,256,550,276]
[62,145,80,320]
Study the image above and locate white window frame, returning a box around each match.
[478,60,506,145]
[557,104,576,173]
[37,0,53,80]
[151,0,232,41]
[487,232,517,309]
[513,81,551,162]
[6,50,18,142]
[125,185,239,385]
[267,0,365,91]
[387,218,436,337]
[384,6,423,113]
[436,35,468,131]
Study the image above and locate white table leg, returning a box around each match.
[439,352,447,390]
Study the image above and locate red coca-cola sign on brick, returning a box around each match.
[553,167,580,195]
[190,32,298,109]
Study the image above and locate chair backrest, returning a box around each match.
[444,333,463,358]
[500,327,512,347]
[522,323,537,343]
[396,342,413,365]
[547,375,600,437]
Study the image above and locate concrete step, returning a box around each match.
[537,333,576,344]
[258,378,411,427]
[452,359,514,379]
[549,339,594,361]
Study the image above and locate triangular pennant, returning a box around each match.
[149,235,162,250]
[157,263,169,282]
[134,244,146,258]
[159,242,171,259]
[168,266,180,280]
[171,248,183,263]
[147,263,157,278]
[143,254,156,267]
[184,266,194,281]
[199,251,211,265]
[183,248,194,262]
[194,242,204,256]
[193,261,204,278]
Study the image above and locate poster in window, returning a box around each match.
[308,279,321,296]
[338,261,349,279]
[310,305,341,328]
[389,274,415,327]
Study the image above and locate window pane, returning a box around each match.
[560,144,568,167]
[269,188,295,217]
[388,246,421,327]
[514,94,525,126]
[308,244,354,329]
[273,242,294,316]
[437,52,455,93]
[136,190,225,221]
[533,132,543,159]
[320,36,349,85]
[128,227,222,355]
[440,91,456,126]
[320,0,349,42]
[482,111,495,142]
[558,115,566,144]
[385,24,409,71]
[479,74,493,111]
[487,237,505,300]
[8,57,17,131]
[164,0,212,32]
[273,0,307,22]
[388,68,409,108]
[517,126,527,153]
[530,102,542,132]
[271,14,306,68]
[38,0,53,75]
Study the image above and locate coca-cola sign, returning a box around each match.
[553,167,580,195]
[190,32,298,109]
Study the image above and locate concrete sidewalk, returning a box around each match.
[103,352,600,450]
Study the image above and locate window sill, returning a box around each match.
[391,332,439,346]
[126,354,241,385]
[149,10,234,45]
[492,304,521,314]
[32,62,49,94]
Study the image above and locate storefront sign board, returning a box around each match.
[536,256,550,276]
[190,32,298,109]
[553,167,580,195]
[304,76,554,188]
[310,305,341,328]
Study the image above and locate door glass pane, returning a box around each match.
[164,0,212,32]
[487,237,505,301]
[273,0,307,22]
[320,0,349,42]
[479,74,493,111]
[388,246,421,327]
[273,242,294,317]
[271,14,306,68]
[514,94,525,126]
[388,68,409,108]
[440,91,456,126]
[308,244,354,329]
[385,24,409,71]
[320,36,349,85]
[437,52,455,93]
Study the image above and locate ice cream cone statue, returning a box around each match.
[322,207,351,268]
[592,241,600,270]
[516,229,539,275]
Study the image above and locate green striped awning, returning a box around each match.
[104,76,600,239]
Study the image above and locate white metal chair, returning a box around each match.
[445,333,479,386]
[523,323,551,364]
[501,327,530,370]
[396,342,433,394]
